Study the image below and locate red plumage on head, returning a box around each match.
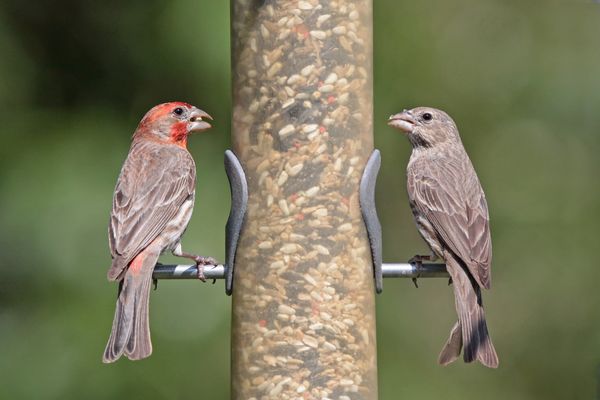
[134,102,194,146]
[140,102,193,124]
[169,122,189,146]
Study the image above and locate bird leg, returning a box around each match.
[180,252,218,282]
[172,245,218,282]
[408,254,437,288]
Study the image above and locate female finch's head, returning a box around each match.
[134,102,212,145]
[388,107,459,148]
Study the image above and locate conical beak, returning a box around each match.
[189,108,213,133]
[388,110,416,133]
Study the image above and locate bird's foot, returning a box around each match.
[408,255,433,288]
[193,256,218,282]
[409,254,436,263]
[411,277,419,288]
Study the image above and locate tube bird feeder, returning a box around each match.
[230,0,378,398]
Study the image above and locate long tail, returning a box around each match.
[102,250,157,363]
[438,253,498,368]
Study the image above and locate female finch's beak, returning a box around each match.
[388,110,416,134]
[188,108,213,133]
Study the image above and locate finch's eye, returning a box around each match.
[173,107,184,116]
[422,112,433,121]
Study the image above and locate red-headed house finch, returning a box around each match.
[388,107,499,368]
[103,102,215,363]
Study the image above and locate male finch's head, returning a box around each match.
[134,102,212,145]
[388,107,459,148]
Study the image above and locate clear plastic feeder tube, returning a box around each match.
[230,1,377,398]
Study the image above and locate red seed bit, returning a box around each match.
[258,319,267,328]
[295,213,305,221]
[311,302,320,316]
[327,95,336,104]
[319,126,326,134]
[293,24,310,40]
[341,197,350,206]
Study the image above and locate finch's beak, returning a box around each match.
[188,108,213,133]
[388,110,416,133]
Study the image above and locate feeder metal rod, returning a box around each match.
[382,263,449,278]
[152,264,226,280]
[152,263,448,280]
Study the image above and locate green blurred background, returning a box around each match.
[1,1,599,399]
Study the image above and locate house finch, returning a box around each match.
[103,102,215,363]
[388,107,499,368]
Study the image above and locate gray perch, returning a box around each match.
[152,262,449,280]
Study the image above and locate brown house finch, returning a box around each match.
[388,107,499,368]
[103,102,215,363]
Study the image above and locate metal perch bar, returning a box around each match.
[152,263,226,280]
[382,263,449,278]
[152,263,449,280]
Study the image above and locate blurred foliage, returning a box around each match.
[0,0,598,399]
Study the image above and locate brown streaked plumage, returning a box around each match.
[103,102,214,363]
[388,107,498,368]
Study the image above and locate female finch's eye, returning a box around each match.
[173,107,184,116]
[422,112,433,121]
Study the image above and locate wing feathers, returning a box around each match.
[409,155,492,288]
[107,140,195,278]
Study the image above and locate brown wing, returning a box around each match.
[108,140,195,278]
[408,153,492,288]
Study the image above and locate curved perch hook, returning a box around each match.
[224,150,248,295]
[359,149,383,293]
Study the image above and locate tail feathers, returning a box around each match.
[125,275,153,360]
[442,254,499,368]
[438,321,462,366]
[457,300,498,367]
[467,308,498,368]
[102,271,153,363]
